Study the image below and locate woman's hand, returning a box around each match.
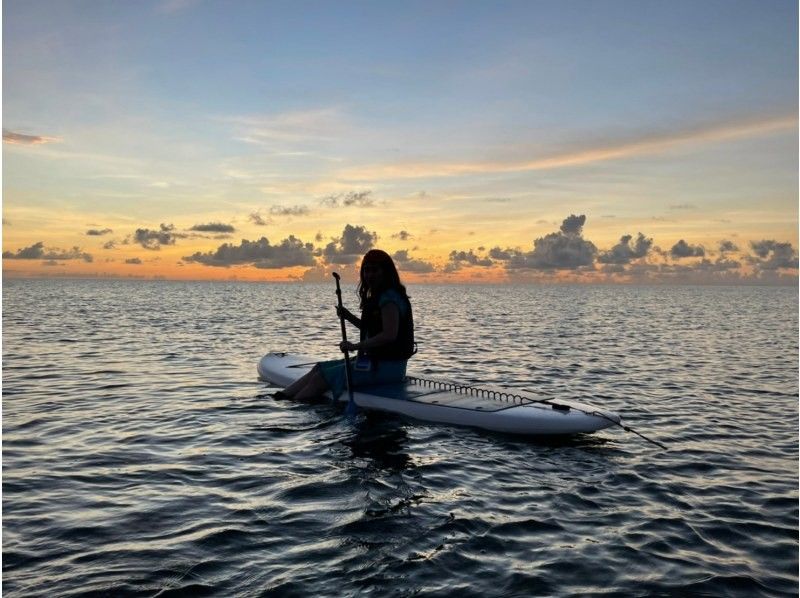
[339,340,359,353]
[336,306,362,329]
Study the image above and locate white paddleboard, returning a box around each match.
[258,352,621,436]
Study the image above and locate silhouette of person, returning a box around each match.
[275,249,415,400]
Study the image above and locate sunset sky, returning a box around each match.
[3,0,798,284]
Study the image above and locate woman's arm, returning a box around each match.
[336,306,362,328]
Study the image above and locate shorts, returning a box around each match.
[317,358,407,399]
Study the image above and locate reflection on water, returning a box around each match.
[346,415,413,471]
[3,279,798,596]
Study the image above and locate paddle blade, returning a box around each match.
[344,394,358,417]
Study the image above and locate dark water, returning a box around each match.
[3,279,798,597]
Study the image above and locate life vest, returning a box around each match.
[360,291,415,360]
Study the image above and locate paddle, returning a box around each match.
[332,272,358,416]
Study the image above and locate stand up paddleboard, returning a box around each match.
[258,352,621,436]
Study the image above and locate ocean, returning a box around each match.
[3,279,798,597]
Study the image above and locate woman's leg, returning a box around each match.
[292,369,329,400]
[282,365,319,397]
[278,364,331,400]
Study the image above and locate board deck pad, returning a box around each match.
[357,380,519,412]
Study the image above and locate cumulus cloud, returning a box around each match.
[748,240,798,271]
[3,129,58,145]
[183,236,316,268]
[86,228,113,236]
[719,240,739,253]
[3,241,93,262]
[445,249,493,272]
[392,249,436,273]
[3,242,48,259]
[598,233,653,264]
[600,263,627,274]
[190,222,236,233]
[269,205,311,217]
[300,262,359,282]
[507,214,597,270]
[134,223,182,250]
[559,214,586,235]
[323,224,377,264]
[392,230,412,241]
[696,257,741,272]
[125,258,142,265]
[488,247,516,260]
[670,239,705,258]
[321,190,374,208]
[299,264,332,282]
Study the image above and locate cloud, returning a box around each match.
[125,258,143,265]
[3,242,48,259]
[392,230,412,241]
[230,107,345,146]
[134,223,182,250]
[3,129,59,145]
[748,240,798,271]
[300,263,358,283]
[598,233,653,264]
[183,236,316,269]
[103,240,118,250]
[2,241,92,262]
[323,224,377,264]
[321,190,374,208]
[626,261,745,284]
[86,228,113,236]
[249,212,271,226]
[599,263,627,274]
[695,257,741,272]
[507,214,597,270]
[340,114,797,180]
[392,250,436,274]
[670,239,705,258]
[559,214,586,235]
[488,247,516,260]
[445,249,493,272]
[719,240,739,253]
[189,222,236,233]
[269,205,311,217]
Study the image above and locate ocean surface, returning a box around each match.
[3,279,798,597]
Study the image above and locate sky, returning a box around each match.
[3,0,798,284]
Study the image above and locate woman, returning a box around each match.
[276,249,415,401]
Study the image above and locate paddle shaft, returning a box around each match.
[332,273,355,402]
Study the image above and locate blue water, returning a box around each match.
[3,279,798,597]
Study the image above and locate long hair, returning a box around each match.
[357,249,408,309]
